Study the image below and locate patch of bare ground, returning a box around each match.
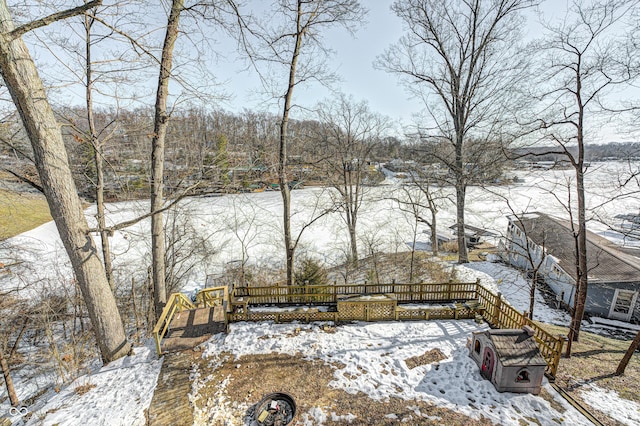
[539,323,640,426]
[405,348,447,369]
[193,351,492,425]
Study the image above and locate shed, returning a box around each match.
[468,327,547,394]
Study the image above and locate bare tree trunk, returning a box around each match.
[567,91,588,355]
[85,13,114,292]
[529,270,536,320]
[279,0,304,287]
[344,168,359,266]
[0,345,19,407]
[430,205,438,256]
[455,178,468,263]
[0,0,130,363]
[151,0,183,315]
[616,330,640,376]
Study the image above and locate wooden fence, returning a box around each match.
[229,279,566,379]
[476,285,566,378]
[232,281,478,305]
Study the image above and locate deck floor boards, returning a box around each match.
[161,306,226,353]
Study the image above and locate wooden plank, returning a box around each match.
[147,351,195,426]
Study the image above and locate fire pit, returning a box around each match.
[253,392,296,426]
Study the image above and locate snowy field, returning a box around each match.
[2,162,640,424]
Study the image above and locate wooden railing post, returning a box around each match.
[495,292,502,327]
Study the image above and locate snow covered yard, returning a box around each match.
[187,320,591,425]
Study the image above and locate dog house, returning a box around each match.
[468,327,547,394]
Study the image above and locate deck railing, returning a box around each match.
[152,292,196,355]
[230,279,565,379]
[195,286,229,309]
[157,279,565,379]
[232,280,478,305]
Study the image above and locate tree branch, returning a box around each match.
[8,0,103,40]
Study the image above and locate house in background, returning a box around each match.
[500,212,640,323]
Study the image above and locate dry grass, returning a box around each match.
[193,351,492,425]
[74,383,97,396]
[0,188,51,240]
[190,325,638,426]
[405,348,447,369]
[538,323,640,426]
[327,251,460,284]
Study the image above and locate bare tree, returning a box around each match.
[149,0,183,318]
[529,0,640,354]
[378,0,535,263]
[315,93,388,267]
[0,0,130,363]
[390,186,432,282]
[243,0,366,285]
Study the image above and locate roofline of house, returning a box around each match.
[508,212,640,279]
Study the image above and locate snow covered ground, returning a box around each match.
[19,343,162,426]
[12,320,639,426]
[194,321,590,425]
[2,162,640,424]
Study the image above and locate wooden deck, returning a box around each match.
[160,306,226,353]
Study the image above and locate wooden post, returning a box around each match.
[495,292,503,327]
[131,277,142,344]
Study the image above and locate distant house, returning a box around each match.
[448,224,497,248]
[468,327,547,394]
[501,212,640,323]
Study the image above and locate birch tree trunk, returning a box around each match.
[0,0,130,363]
